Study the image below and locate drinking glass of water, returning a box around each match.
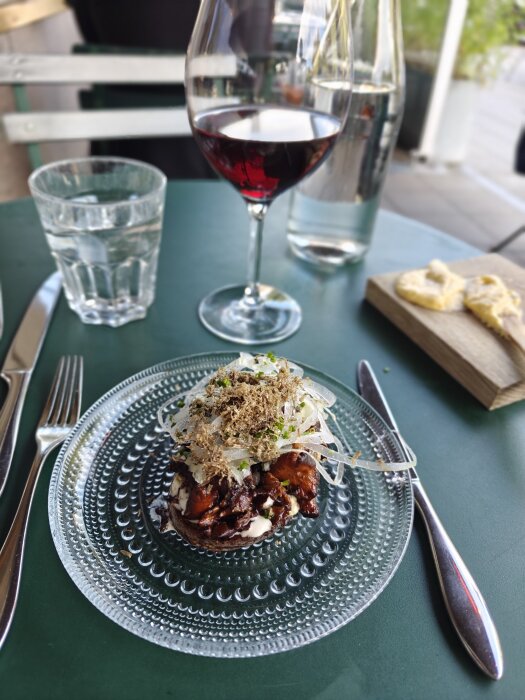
[29,157,166,327]
[287,0,405,267]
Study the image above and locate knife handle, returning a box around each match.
[412,478,503,680]
[0,371,31,498]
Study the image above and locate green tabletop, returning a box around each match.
[0,181,524,700]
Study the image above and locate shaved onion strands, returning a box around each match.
[332,433,346,458]
[229,352,304,378]
[157,353,418,485]
[223,447,251,460]
[282,441,416,472]
[301,379,336,407]
[157,391,188,434]
[282,444,416,483]
[335,460,345,484]
[314,457,340,485]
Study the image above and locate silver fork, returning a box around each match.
[0,355,83,649]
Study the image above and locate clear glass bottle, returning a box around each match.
[287,0,405,267]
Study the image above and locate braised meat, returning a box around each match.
[184,481,219,519]
[168,450,320,548]
[269,451,320,516]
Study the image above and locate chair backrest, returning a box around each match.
[0,53,190,146]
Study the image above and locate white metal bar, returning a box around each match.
[2,107,191,142]
[414,0,469,161]
[186,54,238,78]
[0,52,239,84]
[0,53,186,83]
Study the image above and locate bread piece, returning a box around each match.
[395,259,465,311]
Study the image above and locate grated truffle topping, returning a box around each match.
[158,353,418,486]
[184,363,302,480]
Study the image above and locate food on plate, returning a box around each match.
[166,450,317,550]
[156,353,414,551]
[156,353,337,550]
[395,259,465,311]
[464,274,522,338]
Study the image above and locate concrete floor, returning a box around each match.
[383,47,525,265]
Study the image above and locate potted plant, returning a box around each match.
[398,0,520,162]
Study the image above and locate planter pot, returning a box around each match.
[397,64,433,150]
[398,63,480,164]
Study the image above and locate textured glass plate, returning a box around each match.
[49,352,413,657]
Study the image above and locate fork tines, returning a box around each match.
[40,356,83,428]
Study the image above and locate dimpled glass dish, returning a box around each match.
[48,352,413,657]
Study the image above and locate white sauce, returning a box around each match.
[148,495,166,526]
[148,495,175,532]
[177,488,189,514]
[289,495,300,517]
[169,474,189,514]
[261,497,274,509]
[169,473,184,497]
[240,515,272,539]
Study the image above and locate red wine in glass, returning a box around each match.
[193,105,341,203]
[186,0,352,345]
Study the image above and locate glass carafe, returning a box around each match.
[287,0,405,267]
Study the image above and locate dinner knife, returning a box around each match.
[0,272,62,497]
[357,360,504,681]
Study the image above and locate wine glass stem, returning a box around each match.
[244,202,268,308]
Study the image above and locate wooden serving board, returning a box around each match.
[365,253,525,410]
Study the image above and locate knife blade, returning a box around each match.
[357,360,504,681]
[0,272,62,497]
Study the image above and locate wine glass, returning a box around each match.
[186,0,352,344]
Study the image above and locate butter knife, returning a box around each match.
[357,360,503,680]
[0,272,62,497]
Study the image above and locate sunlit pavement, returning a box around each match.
[383,46,525,266]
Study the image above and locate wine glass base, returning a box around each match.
[198,284,302,345]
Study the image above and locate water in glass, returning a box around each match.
[44,189,162,326]
[287,83,403,265]
[29,158,166,327]
[287,0,405,267]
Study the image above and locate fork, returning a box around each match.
[0,355,83,649]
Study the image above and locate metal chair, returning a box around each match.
[0,52,236,169]
[489,226,525,254]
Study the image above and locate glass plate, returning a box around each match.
[48,352,413,657]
